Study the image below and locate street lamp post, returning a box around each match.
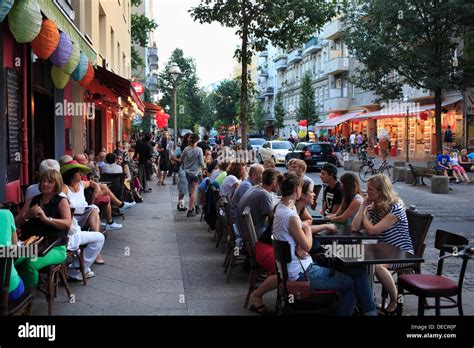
[404,96,409,163]
[168,63,182,150]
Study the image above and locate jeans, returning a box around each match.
[15,246,67,289]
[301,263,375,315]
[138,163,148,190]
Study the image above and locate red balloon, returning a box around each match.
[164,113,170,119]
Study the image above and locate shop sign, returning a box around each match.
[132,82,145,96]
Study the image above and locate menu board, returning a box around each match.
[408,118,416,154]
[6,68,20,164]
[423,119,432,153]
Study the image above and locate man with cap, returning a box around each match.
[320,163,343,216]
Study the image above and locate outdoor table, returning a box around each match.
[335,243,424,266]
[313,224,380,241]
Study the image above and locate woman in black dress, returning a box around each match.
[157,131,171,186]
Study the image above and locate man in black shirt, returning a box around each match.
[197,135,211,153]
[320,163,343,216]
[135,133,154,192]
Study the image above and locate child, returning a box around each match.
[450,151,470,184]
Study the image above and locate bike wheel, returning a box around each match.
[382,165,399,184]
[359,164,372,182]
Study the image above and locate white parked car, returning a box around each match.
[249,138,266,151]
[257,140,294,165]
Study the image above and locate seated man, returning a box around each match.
[101,153,124,174]
[436,147,459,181]
[231,163,264,223]
[96,152,106,173]
[287,158,314,186]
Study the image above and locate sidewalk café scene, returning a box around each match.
[0,0,473,344]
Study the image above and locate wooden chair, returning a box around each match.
[215,196,229,249]
[380,208,433,308]
[0,255,34,316]
[100,172,127,220]
[272,236,338,315]
[66,245,87,286]
[241,207,267,308]
[397,230,470,316]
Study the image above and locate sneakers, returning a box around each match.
[85,270,95,279]
[187,210,196,217]
[177,203,187,212]
[100,222,107,228]
[118,201,136,214]
[106,220,122,230]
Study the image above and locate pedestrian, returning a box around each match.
[157,131,171,186]
[444,125,454,149]
[349,132,356,154]
[135,133,154,192]
[180,133,205,217]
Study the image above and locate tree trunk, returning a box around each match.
[434,87,443,155]
[240,2,249,149]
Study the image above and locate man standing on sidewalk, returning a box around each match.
[136,132,154,193]
[180,133,205,217]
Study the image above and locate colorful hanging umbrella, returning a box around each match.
[72,52,88,81]
[8,0,42,43]
[51,66,70,90]
[61,40,80,74]
[50,32,73,67]
[0,0,15,23]
[79,62,94,87]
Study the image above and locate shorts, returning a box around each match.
[452,165,466,174]
[93,194,110,206]
[74,205,100,228]
[255,241,276,274]
[185,172,199,193]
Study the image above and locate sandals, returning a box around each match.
[249,304,273,315]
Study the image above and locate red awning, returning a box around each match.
[94,66,145,112]
[353,96,463,120]
[143,102,163,113]
[315,110,362,128]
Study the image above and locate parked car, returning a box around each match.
[257,140,294,165]
[249,138,266,151]
[285,142,337,170]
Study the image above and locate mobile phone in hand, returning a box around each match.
[312,184,322,210]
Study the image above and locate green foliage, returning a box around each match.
[130,0,158,71]
[298,72,317,125]
[189,0,335,145]
[341,0,472,154]
[131,47,144,71]
[252,101,266,132]
[211,79,241,127]
[273,90,285,131]
[131,0,142,7]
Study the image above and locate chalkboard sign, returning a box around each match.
[6,68,20,164]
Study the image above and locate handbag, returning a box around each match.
[286,257,311,300]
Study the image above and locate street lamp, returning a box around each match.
[403,96,410,163]
[168,63,182,149]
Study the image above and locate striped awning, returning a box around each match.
[315,110,362,128]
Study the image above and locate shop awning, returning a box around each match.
[143,102,163,114]
[38,0,96,64]
[353,95,463,120]
[95,67,145,112]
[315,110,362,128]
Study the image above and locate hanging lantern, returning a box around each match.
[419,111,429,121]
[0,0,15,23]
[79,62,94,87]
[51,66,70,90]
[61,41,80,74]
[31,19,60,59]
[8,0,42,43]
[50,32,73,67]
[72,52,88,81]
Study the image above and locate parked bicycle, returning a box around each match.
[359,156,399,184]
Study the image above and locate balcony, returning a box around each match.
[147,76,158,92]
[303,37,321,56]
[274,55,288,71]
[324,88,350,111]
[287,49,303,65]
[258,65,268,77]
[324,57,350,75]
[264,112,274,121]
[320,19,343,40]
[148,47,158,59]
[263,87,274,97]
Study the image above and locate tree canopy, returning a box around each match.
[298,72,318,125]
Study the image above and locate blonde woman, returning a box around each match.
[352,174,413,314]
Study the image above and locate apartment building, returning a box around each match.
[256,16,465,159]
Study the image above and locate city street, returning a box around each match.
[31,168,474,316]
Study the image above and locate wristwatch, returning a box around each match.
[48,217,53,222]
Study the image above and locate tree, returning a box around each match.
[298,72,318,125]
[252,101,266,133]
[190,0,335,147]
[131,0,158,70]
[274,90,285,134]
[158,49,205,131]
[212,79,241,127]
[341,0,473,154]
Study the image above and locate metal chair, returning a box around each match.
[397,230,470,316]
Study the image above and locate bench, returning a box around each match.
[407,163,454,186]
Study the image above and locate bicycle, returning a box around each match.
[358,156,399,184]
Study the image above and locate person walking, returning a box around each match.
[444,125,454,149]
[180,133,205,217]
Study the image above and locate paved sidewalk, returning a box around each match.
[31,178,473,316]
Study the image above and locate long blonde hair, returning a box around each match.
[367,174,403,216]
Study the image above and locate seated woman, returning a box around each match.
[294,180,337,235]
[0,209,25,301]
[327,173,364,225]
[209,161,229,184]
[352,174,414,314]
[450,151,470,184]
[14,170,72,290]
[459,149,474,173]
[220,162,247,201]
[272,173,375,316]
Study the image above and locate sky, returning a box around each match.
[153,0,240,88]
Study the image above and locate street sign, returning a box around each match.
[132,82,145,96]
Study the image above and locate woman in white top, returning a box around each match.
[327,172,363,226]
[272,172,376,316]
[220,162,247,200]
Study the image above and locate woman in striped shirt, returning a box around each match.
[352,174,414,314]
